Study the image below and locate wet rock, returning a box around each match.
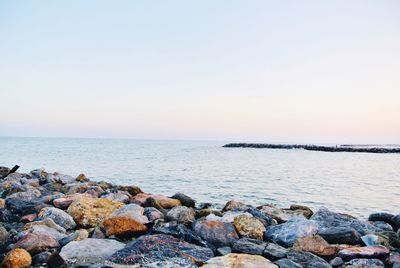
[144,207,164,222]
[132,193,181,209]
[1,248,31,268]
[150,221,209,248]
[233,214,265,240]
[38,207,76,230]
[264,217,318,247]
[338,246,390,261]
[59,229,89,247]
[293,235,339,259]
[166,206,195,225]
[223,200,246,212]
[60,238,125,266]
[286,249,332,268]
[67,196,124,228]
[263,242,288,261]
[102,204,148,238]
[330,257,344,267]
[108,234,214,266]
[217,247,232,256]
[0,209,19,222]
[193,219,239,248]
[13,233,59,255]
[232,238,266,255]
[311,208,377,236]
[343,258,384,267]
[274,258,302,268]
[202,253,278,268]
[171,192,195,208]
[318,226,362,245]
[242,206,275,226]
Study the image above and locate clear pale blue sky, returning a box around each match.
[1,1,399,143]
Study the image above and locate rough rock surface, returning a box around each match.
[1,248,32,268]
[193,219,239,248]
[132,193,181,209]
[338,246,390,261]
[343,258,384,268]
[233,214,266,240]
[202,253,278,268]
[286,249,332,268]
[38,207,76,230]
[293,235,339,259]
[166,206,196,225]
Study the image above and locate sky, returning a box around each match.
[1,1,399,143]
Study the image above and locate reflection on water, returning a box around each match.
[1,137,399,218]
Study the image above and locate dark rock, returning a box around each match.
[263,242,288,261]
[47,251,67,268]
[338,246,390,261]
[264,217,317,247]
[196,209,223,219]
[318,226,361,245]
[330,257,344,267]
[369,212,394,224]
[58,229,89,247]
[391,215,400,231]
[116,185,143,197]
[222,200,245,212]
[171,193,196,208]
[38,207,76,230]
[108,234,214,266]
[232,238,266,255]
[5,198,47,216]
[274,258,303,268]
[243,206,275,226]
[386,252,400,268]
[0,209,19,222]
[343,258,384,267]
[0,226,10,253]
[0,167,10,178]
[32,251,52,266]
[193,219,239,248]
[286,250,332,268]
[370,221,394,232]
[376,231,400,248]
[216,247,231,256]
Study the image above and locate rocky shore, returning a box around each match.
[0,166,399,268]
[223,143,400,154]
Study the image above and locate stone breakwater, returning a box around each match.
[223,143,400,154]
[0,166,399,267]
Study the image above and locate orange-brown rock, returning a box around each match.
[0,198,5,209]
[132,193,181,209]
[76,173,88,182]
[233,214,265,240]
[1,248,32,268]
[293,235,339,259]
[13,233,59,255]
[67,197,124,228]
[103,216,147,237]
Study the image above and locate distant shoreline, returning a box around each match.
[223,143,400,153]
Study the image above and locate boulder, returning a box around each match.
[0,167,10,177]
[132,193,181,209]
[59,238,125,266]
[116,185,143,196]
[233,214,265,240]
[264,217,318,247]
[171,193,196,208]
[5,198,46,216]
[293,235,339,259]
[343,258,384,268]
[1,248,32,268]
[166,206,196,225]
[232,238,266,255]
[274,258,302,268]
[38,207,76,230]
[202,253,278,268]
[108,234,214,266]
[318,226,361,245]
[13,233,59,255]
[197,208,223,219]
[223,200,246,212]
[102,204,148,237]
[100,190,131,203]
[21,218,67,240]
[338,246,390,261]
[286,250,332,268]
[144,207,164,222]
[53,193,92,209]
[67,196,124,227]
[193,219,239,248]
[75,173,88,182]
[368,212,394,224]
[391,214,400,231]
[258,204,291,223]
[263,242,288,261]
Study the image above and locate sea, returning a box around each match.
[1,136,399,218]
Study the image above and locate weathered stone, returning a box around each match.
[166,206,195,225]
[59,229,89,247]
[132,193,181,209]
[223,200,246,212]
[264,217,318,247]
[343,258,384,268]
[47,173,76,185]
[288,204,314,218]
[67,196,123,227]
[5,198,46,216]
[274,258,303,268]
[76,173,88,182]
[263,242,288,261]
[1,248,32,268]
[232,238,266,255]
[370,221,394,232]
[203,253,278,268]
[21,218,67,241]
[293,235,338,259]
[171,192,195,208]
[46,251,66,268]
[286,250,332,268]
[318,226,361,245]
[102,203,148,237]
[38,207,76,230]
[100,190,130,203]
[376,231,400,248]
[233,214,265,240]
[108,234,214,266]
[361,234,380,246]
[60,238,125,266]
[53,193,91,209]
[13,233,59,255]
[193,219,239,248]
[259,204,304,223]
[197,208,223,218]
[338,246,390,261]
[144,207,164,222]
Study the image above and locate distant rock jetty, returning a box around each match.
[0,165,399,267]
[223,143,400,154]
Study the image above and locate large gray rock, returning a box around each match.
[318,226,361,245]
[232,238,266,255]
[193,219,239,248]
[286,250,332,268]
[166,206,196,225]
[38,207,76,230]
[263,243,288,261]
[274,258,303,268]
[60,238,125,266]
[108,234,214,267]
[264,217,317,247]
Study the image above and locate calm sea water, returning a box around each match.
[0,137,399,218]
